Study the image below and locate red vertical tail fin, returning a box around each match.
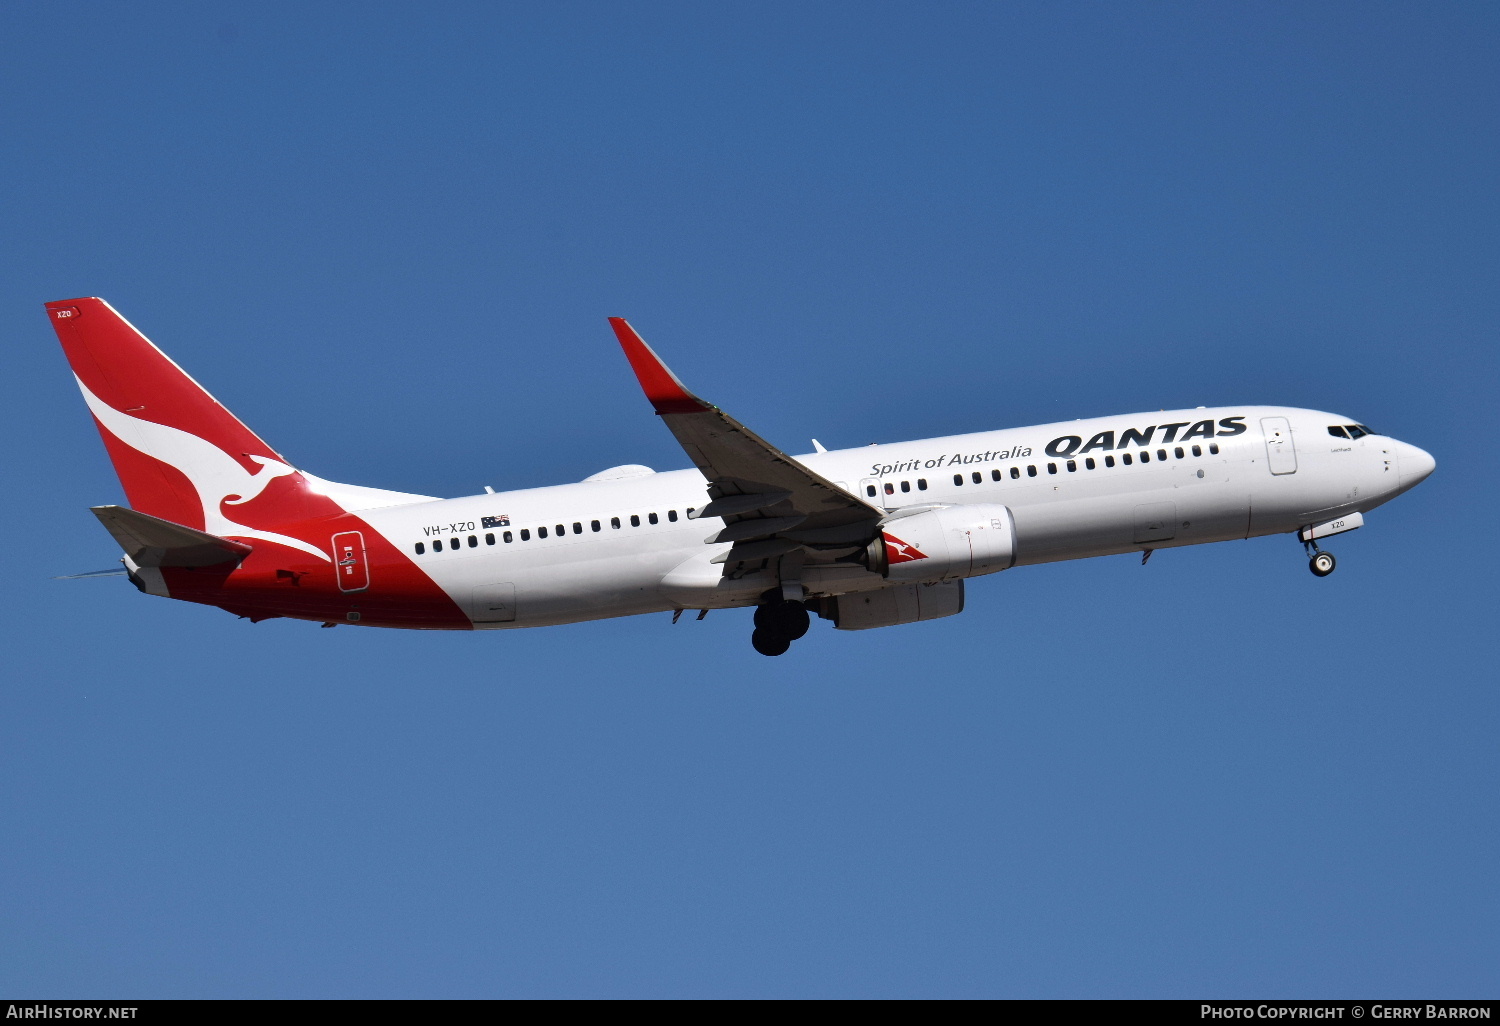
[46,298,343,556]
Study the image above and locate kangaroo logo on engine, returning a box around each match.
[882,533,928,564]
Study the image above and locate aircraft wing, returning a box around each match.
[609,318,882,563]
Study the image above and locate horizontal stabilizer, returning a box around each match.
[91,505,254,568]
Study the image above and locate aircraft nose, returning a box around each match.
[1396,440,1436,489]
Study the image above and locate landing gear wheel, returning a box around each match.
[754,601,810,640]
[751,628,792,657]
[1309,551,1336,577]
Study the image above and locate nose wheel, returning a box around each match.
[1308,549,1336,577]
[751,600,810,656]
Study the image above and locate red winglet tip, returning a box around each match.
[608,318,707,415]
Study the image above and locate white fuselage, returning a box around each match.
[357,406,1429,629]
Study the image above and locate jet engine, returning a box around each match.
[864,504,1016,581]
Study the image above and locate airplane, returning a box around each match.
[46,297,1436,656]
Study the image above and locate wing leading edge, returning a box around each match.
[608,318,882,566]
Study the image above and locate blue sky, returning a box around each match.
[2,1,1495,998]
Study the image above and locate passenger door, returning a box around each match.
[1261,416,1298,475]
[332,531,369,592]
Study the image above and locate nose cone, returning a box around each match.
[1396,440,1436,490]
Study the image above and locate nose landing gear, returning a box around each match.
[750,598,811,656]
[1299,514,1363,577]
[1303,538,1337,577]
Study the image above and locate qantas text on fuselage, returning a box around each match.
[47,298,1435,656]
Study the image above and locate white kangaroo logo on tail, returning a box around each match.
[76,377,331,561]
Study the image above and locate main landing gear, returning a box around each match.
[751,599,810,657]
[1302,539,1337,577]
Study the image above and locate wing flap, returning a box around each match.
[693,491,791,518]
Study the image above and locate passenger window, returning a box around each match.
[1157,449,1168,461]
[1209,443,1220,455]
[884,482,895,495]
[1066,460,1077,472]
[687,508,696,518]
[1104,455,1115,467]
[611,517,621,529]
[1085,457,1096,470]
[991,469,1001,481]
[1027,465,1037,477]
[520,529,531,541]
[485,533,495,545]
[1328,425,1349,438]
[1010,467,1020,479]
[1191,445,1201,457]
[866,485,877,497]
[556,524,565,536]
[953,474,963,486]
[538,526,548,539]
[972,472,982,484]
[414,542,425,554]
[900,481,910,493]
[648,512,659,524]
[573,522,583,534]
[1047,463,1057,474]
[1125,452,1136,465]
[668,510,678,522]
[1174,447,1184,459]
[591,520,601,532]
[630,514,640,527]
[917,478,928,490]
[504,531,513,543]
[467,535,477,547]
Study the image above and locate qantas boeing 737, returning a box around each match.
[47,298,1435,656]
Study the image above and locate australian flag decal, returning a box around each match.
[481,515,510,528]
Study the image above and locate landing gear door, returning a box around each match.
[1261,416,1298,475]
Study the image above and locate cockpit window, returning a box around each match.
[1346,424,1368,439]
[1328,425,1349,438]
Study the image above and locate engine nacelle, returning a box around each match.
[866,504,1016,581]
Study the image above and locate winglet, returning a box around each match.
[608,318,711,415]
